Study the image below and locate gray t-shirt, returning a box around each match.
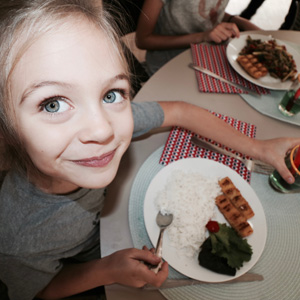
[0,101,164,300]
[146,0,229,75]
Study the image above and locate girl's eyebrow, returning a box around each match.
[20,73,130,103]
[21,81,71,103]
[113,73,131,88]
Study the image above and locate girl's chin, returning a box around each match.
[33,158,121,193]
[78,180,111,190]
[71,170,117,189]
[32,171,113,194]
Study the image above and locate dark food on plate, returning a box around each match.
[238,35,297,82]
[198,223,253,276]
[199,237,236,276]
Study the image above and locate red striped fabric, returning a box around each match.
[190,44,269,95]
[159,111,256,183]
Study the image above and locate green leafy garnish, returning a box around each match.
[210,223,252,269]
[199,238,236,276]
[199,223,253,275]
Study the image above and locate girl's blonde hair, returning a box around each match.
[0,0,129,173]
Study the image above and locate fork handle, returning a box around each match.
[191,136,274,174]
[191,137,243,161]
[149,228,165,274]
[155,228,165,257]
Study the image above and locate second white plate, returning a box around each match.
[226,33,300,90]
[143,158,267,283]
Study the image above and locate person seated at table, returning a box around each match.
[0,1,299,300]
[0,2,168,299]
[135,0,261,75]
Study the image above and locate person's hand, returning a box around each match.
[106,247,168,288]
[204,22,240,43]
[255,138,300,184]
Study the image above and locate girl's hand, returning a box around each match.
[256,138,300,184]
[106,247,168,288]
[204,22,240,43]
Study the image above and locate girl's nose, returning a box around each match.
[77,108,114,144]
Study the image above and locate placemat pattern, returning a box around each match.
[159,111,256,183]
[129,146,300,300]
[190,44,269,95]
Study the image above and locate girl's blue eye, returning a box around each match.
[45,100,59,113]
[42,97,69,113]
[103,90,124,104]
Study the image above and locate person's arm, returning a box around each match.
[37,248,168,299]
[223,13,261,31]
[158,101,300,184]
[136,0,202,50]
[136,0,240,50]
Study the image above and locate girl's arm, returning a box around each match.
[37,248,168,299]
[136,0,239,50]
[159,101,300,184]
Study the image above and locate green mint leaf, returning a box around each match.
[209,223,253,269]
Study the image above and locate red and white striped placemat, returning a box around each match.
[159,111,256,183]
[191,44,269,95]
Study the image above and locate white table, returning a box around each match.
[101,30,300,300]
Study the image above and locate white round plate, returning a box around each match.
[226,33,300,90]
[143,158,267,283]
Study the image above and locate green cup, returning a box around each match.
[269,145,300,193]
[278,90,300,117]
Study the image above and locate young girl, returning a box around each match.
[0,1,168,299]
[0,1,299,299]
[135,0,261,75]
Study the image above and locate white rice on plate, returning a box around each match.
[155,170,221,258]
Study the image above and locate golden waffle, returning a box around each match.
[237,54,268,79]
[218,177,255,220]
[215,194,253,237]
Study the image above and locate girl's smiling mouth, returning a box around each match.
[72,150,116,167]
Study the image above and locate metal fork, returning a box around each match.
[191,136,274,175]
